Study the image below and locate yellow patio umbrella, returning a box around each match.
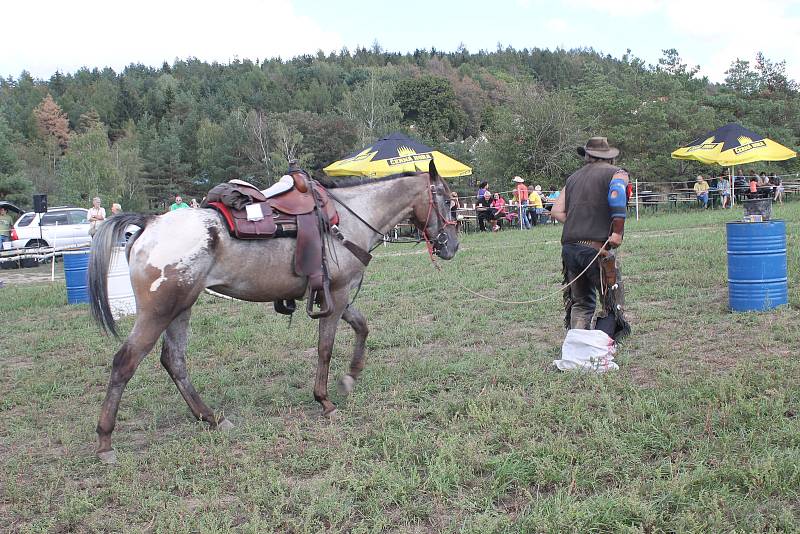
[671,123,796,166]
[672,123,796,206]
[324,132,472,178]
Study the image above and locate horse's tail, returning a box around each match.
[89,213,151,338]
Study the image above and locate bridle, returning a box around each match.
[420,176,457,258]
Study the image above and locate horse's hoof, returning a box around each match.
[216,418,235,431]
[337,374,356,396]
[323,408,339,420]
[97,450,117,464]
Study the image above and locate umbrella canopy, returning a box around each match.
[323,132,472,178]
[671,123,796,166]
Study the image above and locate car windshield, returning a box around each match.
[17,213,36,227]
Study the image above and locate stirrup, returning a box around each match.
[307,279,333,318]
[274,299,296,315]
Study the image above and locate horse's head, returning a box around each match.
[411,162,459,260]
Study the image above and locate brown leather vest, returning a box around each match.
[561,161,620,244]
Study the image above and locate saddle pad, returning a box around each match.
[209,201,277,239]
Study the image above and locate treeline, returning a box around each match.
[1,45,798,210]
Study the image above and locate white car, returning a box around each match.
[11,206,92,250]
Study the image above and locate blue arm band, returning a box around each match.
[608,177,627,219]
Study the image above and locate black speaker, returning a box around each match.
[33,194,48,213]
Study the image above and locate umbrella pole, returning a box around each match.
[730,166,735,207]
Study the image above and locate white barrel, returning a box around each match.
[108,247,136,319]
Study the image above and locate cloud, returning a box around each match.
[0,0,343,79]
[663,0,800,80]
[561,0,800,81]
[563,0,663,17]
[546,18,571,33]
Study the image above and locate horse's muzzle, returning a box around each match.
[433,230,459,260]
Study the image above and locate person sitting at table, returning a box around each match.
[717,173,731,209]
[476,190,493,231]
[490,192,507,231]
[694,175,709,208]
[747,177,759,199]
[757,172,771,198]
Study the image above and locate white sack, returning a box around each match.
[553,328,619,373]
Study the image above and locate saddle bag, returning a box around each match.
[229,202,277,239]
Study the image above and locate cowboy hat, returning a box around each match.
[512,176,525,183]
[577,137,619,159]
[534,185,542,192]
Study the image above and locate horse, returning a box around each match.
[88,167,459,463]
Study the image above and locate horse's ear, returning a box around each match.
[428,160,439,180]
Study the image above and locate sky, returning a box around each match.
[2,0,800,83]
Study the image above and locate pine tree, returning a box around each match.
[33,94,70,150]
[78,108,102,133]
[32,94,71,175]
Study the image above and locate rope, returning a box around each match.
[428,239,610,305]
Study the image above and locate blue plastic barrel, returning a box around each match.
[726,221,788,312]
[64,249,91,304]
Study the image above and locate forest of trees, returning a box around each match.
[1,45,798,211]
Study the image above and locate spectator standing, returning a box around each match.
[476,181,488,199]
[694,176,709,208]
[528,185,544,226]
[476,191,492,232]
[170,195,189,211]
[771,173,784,204]
[111,203,122,216]
[0,206,13,246]
[87,197,106,237]
[449,192,459,230]
[512,176,532,229]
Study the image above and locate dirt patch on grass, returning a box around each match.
[0,356,34,372]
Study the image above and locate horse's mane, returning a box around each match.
[316,171,423,189]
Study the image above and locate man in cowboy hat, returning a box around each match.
[551,137,630,340]
[512,176,532,229]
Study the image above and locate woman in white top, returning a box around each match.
[87,197,106,236]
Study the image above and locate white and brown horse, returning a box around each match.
[88,168,458,463]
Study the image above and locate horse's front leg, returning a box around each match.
[337,305,368,396]
[314,304,346,417]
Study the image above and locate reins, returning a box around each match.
[327,174,455,252]
[329,175,603,307]
[427,239,611,305]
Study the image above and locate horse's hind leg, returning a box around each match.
[96,315,170,463]
[160,309,232,430]
[337,305,368,397]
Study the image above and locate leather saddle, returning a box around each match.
[204,171,340,319]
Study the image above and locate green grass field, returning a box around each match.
[2,205,799,533]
